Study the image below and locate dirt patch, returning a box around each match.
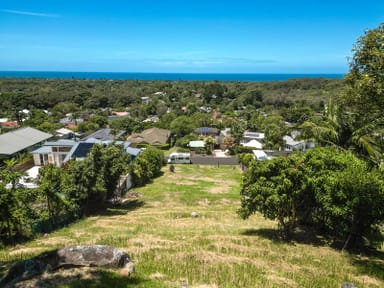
[12,266,102,288]
[8,247,46,257]
[123,191,142,199]
[175,251,265,268]
[149,272,166,279]
[149,201,163,207]
[220,198,232,204]
[197,199,211,206]
[37,236,74,247]
[127,236,177,254]
[267,274,298,288]
[207,186,229,194]
[191,285,219,288]
[175,180,197,186]
[194,251,244,264]
[210,241,256,254]
[354,275,382,287]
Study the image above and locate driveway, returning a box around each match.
[191,155,239,165]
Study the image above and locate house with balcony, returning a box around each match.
[32,139,76,167]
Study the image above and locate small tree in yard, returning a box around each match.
[0,159,35,243]
[238,154,307,240]
[308,152,384,250]
[102,145,130,200]
[130,147,164,186]
[62,145,107,216]
[38,164,68,222]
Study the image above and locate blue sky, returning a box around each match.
[0,0,383,73]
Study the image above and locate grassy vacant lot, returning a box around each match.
[1,165,384,287]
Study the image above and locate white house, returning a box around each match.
[241,139,263,149]
[188,140,205,149]
[242,131,265,142]
[32,139,76,167]
[283,135,315,152]
[252,150,269,161]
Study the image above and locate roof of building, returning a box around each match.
[31,146,52,154]
[0,127,52,156]
[1,121,19,127]
[32,139,77,155]
[283,135,305,147]
[112,111,130,117]
[252,150,268,160]
[127,127,170,146]
[243,131,265,140]
[55,128,74,136]
[44,139,77,146]
[125,147,142,156]
[242,139,263,149]
[188,140,206,148]
[84,137,113,146]
[194,127,220,135]
[82,128,125,142]
[64,142,95,162]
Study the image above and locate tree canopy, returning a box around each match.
[239,148,384,249]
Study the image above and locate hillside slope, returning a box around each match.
[1,165,383,287]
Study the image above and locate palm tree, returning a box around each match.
[204,136,216,155]
[300,99,383,165]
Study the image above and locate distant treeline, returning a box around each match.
[0,77,344,117]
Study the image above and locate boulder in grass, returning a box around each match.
[0,245,134,287]
[341,283,358,288]
[57,245,131,268]
[191,211,199,218]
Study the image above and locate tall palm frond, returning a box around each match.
[351,120,384,164]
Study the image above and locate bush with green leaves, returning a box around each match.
[239,147,384,249]
[0,160,37,244]
[130,147,164,186]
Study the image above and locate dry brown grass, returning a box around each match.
[1,165,383,288]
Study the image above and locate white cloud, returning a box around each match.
[1,9,59,18]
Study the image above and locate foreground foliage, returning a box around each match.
[0,145,131,245]
[239,148,384,249]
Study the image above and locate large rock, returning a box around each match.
[57,245,131,268]
[0,245,134,287]
[341,283,358,288]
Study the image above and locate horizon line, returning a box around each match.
[0,70,346,75]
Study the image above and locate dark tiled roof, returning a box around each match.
[194,127,219,136]
[82,128,125,141]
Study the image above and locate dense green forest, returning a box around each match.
[0,77,343,119]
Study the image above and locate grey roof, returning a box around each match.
[82,128,125,142]
[125,147,142,156]
[31,146,52,154]
[195,127,220,136]
[0,127,52,156]
[44,139,76,146]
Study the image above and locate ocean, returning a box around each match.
[0,71,344,82]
